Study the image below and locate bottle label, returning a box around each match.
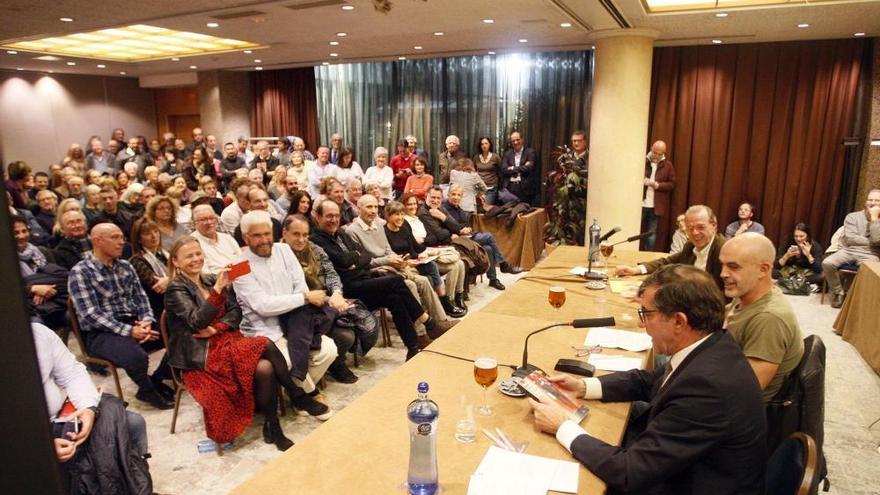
[417,423,432,436]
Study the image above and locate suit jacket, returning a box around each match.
[571,331,766,495]
[640,234,726,291]
[437,150,466,184]
[500,147,538,203]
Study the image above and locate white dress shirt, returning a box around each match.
[33,322,100,421]
[307,162,339,198]
[693,237,714,272]
[191,230,242,275]
[555,333,713,451]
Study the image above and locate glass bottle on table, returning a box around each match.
[473,357,498,416]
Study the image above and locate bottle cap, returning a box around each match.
[417,382,429,393]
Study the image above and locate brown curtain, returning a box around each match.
[648,39,866,251]
[251,68,320,150]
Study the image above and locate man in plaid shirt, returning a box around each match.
[68,223,174,409]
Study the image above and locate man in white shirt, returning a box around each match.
[190,205,241,274]
[307,146,338,197]
[233,211,334,419]
[527,265,766,495]
[617,205,726,291]
[220,180,251,234]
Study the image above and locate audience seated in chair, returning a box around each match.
[89,184,133,242]
[822,189,880,308]
[13,216,70,329]
[190,204,241,275]
[129,217,171,321]
[68,223,174,410]
[773,222,824,289]
[232,211,334,420]
[725,202,765,238]
[51,209,91,270]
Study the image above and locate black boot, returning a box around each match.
[328,358,358,384]
[440,295,467,318]
[500,262,524,274]
[405,346,420,361]
[263,419,294,451]
[454,293,468,312]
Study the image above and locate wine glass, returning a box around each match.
[548,286,566,312]
[473,356,498,416]
[600,242,614,265]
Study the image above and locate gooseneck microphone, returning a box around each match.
[609,230,653,246]
[598,225,622,243]
[513,317,616,379]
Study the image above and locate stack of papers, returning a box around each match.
[584,328,653,352]
[467,446,579,495]
[587,354,644,372]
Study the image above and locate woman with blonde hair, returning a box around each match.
[287,151,310,188]
[62,143,87,174]
[145,195,191,251]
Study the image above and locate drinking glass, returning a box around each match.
[473,357,498,416]
[548,286,566,312]
[600,242,614,265]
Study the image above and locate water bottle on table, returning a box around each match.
[407,382,439,495]
[589,218,602,265]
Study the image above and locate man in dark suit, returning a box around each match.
[529,264,766,495]
[617,205,725,291]
[641,140,676,251]
[500,131,538,204]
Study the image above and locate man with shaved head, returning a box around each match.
[68,223,174,410]
[720,232,803,402]
[641,140,676,251]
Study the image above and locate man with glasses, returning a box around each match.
[617,204,726,291]
[822,189,880,308]
[190,204,241,275]
[528,264,766,494]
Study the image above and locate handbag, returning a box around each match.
[776,266,811,296]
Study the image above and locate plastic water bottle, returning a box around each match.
[407,382,439,495]
[589,218,602,264]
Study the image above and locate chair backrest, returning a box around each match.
[66,298,90,359]
[766,432,819,495]
[158,312,185,387]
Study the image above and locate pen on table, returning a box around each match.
[482,429,508,450]
[495,428,517,452]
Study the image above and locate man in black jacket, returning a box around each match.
[52,210,92,270]
[529,264,766,495]
[500,131,538,204]
[309,200,442,360]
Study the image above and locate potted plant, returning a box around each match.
[544,145,588,246]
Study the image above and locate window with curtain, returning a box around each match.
[314,51,593,203]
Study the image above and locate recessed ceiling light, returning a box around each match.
[16,67,23,71]
[254,59,261,63]
[322,62,330,65]
[66,61,76,66]
[7,50,17,54]
[330,53,338,57]
[119,71,126,75]
[97,64,106,68]
[855,32,866,37]
[336,32,347,37]
[414,45,423,50]
[715,12,728,18]
[255,67,263,71]
[206,22,219,28]
[189,65,197,69]
[171,57,180,61]
[398,56,406,60]
[48,70,54,73]
[712,39,722,44]
[329,41,339,46]
[244,50,253,54]
[483,19,494,24]
[518,39,528,43]
[433,32,444,36]
[341,4,354,10]
[797,23,809,28]
[59,17,74,22]
[488,51,496,55]
[560,22,572,28]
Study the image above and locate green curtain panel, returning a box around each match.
[314,51,593,204]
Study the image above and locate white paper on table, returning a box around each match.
[584,327,653,352]
[569,266,588,276]
[588,354,644,372]
[470,445,579,494]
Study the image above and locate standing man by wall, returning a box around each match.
[641,140,676,251]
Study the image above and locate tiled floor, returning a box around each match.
[75,273,880,495]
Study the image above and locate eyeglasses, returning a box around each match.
[637,307,658,323]
[195,217,216,223]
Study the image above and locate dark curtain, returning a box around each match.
[251,68,320,151]
[648,39,867,251]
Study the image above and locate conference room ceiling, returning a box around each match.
[0,0,875,79]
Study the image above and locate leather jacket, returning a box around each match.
[163,274,242,370]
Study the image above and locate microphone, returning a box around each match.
[598,225,622,243]
[608,230,654,247]
[513,317,616,379]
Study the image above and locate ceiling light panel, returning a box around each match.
[643,0,829,14]
[1,24,261,62]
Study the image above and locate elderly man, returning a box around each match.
[233,211,334,419]
[310,200,436,360]
[345,179,363,217]
[501,131,538,204]
[823,189,880,308]
[90,184,133,241]
[720,233,804,402]
[529,265,766,494]
[233,187,283,245]
[190,204,242,275]
[442,184,523,290]
[220,178,251,234]
[51,210,91,269]
[86,138,116,174]
[618,205,726,291]
[325,178,356,227]
[34,189,59,234]
[117,136,154,179]
[307,146,338,197]
[438,135,466,184]
[68,224,173,409]
[724,202,765,239]
[67,176,85,205]
[250,140,280,179]
[640,140,676,251]
[346,194,461,338]
[292,136,315,161]
[329,133,343,164]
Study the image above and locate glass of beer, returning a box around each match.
[600,242,614,264]
[474,356,498,416]
[548,286,566,312]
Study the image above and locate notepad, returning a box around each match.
[467,446,580,495]
[584,327,653,352]
[588,354,644,372]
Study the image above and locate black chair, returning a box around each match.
[767,335,828,492]
[67,298,124,400]
[766,432,819,495]
[820,262,858,304]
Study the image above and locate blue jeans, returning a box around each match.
[641,207,658,251]
[484,187,498,206]
[472,232,505,280]
[416,261,444,289]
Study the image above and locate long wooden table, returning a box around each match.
[232,246,662,494]
[834,261,880,375]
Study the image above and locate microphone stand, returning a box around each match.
[512,322,569,379]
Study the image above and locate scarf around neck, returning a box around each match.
[19,243,47,276]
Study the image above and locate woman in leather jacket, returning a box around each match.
[163,236,303,451]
